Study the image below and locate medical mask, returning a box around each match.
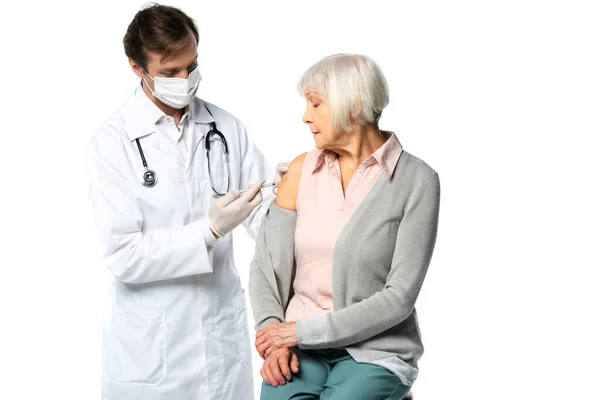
[142,67,201,109]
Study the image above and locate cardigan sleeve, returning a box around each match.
[249,203,298,331]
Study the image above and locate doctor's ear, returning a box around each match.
[129,59,145,79]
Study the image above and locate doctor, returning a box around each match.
[88,4,286,399]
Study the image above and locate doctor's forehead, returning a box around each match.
[145,36,198,69]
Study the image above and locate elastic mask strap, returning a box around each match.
[141,69,155,94]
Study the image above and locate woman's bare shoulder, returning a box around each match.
[275,153,308,211]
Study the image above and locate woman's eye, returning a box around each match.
[313,104,320,108]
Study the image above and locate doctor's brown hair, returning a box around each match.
[123,3,200,70]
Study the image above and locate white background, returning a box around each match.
[0,0,599,399]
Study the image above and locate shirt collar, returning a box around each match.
[312,150,338,175]
[312,131,403,180]
[119,83,216,141]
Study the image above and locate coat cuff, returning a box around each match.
[297,316,328,349]
[202,218,218,248]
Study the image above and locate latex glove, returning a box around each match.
[274,162,290,184]
[208,180,264,237]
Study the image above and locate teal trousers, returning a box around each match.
[260,349,411,400]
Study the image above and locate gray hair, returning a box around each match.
[298,53,389,133]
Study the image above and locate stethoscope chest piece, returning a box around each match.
[141,168,158,188]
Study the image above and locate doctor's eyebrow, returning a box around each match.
[158,68,178,75]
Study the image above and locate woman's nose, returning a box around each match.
[302,109,312,124]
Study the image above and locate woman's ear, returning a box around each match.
[350,94,363,121]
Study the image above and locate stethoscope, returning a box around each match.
[135,103,231,197]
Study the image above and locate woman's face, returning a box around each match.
[302,91,342,150]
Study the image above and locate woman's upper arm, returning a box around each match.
[275,153,307,211]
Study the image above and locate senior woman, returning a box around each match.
[249,54,440,400]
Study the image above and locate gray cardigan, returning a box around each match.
[249,150,440,386]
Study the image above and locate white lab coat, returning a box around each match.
[88,85,273,400]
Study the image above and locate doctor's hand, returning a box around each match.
[208,180,264,237]
[256,321,298,359]
[260,348,300,387]
[274,162,290,184]
[273,162,290,194]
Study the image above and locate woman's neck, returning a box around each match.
[334,125,386,172]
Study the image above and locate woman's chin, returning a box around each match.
[313,135,325,149]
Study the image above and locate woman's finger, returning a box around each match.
[257,342,270,358]
[257,338,270,350]
[255,335,267,350]
[265,344,279,358]
[290,353,300,373]
[278,352,292,381]
[260,367,268,384]
[264,363,278,387]
[269,358,286,386]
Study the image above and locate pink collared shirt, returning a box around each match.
[285,131,403,322]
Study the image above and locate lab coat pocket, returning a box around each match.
[105,304,166,385]
[231,291,251,370]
